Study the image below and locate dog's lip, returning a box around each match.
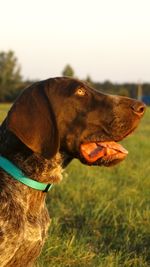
[113,127,137,142]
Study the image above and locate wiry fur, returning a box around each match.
[0,151,63,267]
[0,121,63,266]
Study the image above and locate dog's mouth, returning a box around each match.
[80,141,128,166]
[80,125,139,166]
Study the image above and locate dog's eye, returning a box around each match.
[75,88,86,96]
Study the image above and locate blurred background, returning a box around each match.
[0,0,150,103]
[0,1,150,266]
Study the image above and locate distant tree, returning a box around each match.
[103,80,113,91]
[0,50,22,101]
[119,86,129,97]
[85,75,94,87]
[62,64,74,77]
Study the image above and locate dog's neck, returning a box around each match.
[0,120,63,184]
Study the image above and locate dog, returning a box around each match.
[0,77,146,266]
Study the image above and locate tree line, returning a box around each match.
[0,51,150,103]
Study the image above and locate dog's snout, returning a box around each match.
[131,101,146,116]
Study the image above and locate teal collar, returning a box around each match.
[0,155,53,192]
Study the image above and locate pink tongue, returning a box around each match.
[80,141,128,163]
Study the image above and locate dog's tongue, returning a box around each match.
[80,141,128,163]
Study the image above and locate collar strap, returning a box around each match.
[0,155,53,192]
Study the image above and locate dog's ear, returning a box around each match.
[6,82,59,159]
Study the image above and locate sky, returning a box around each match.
[0,0,150,82]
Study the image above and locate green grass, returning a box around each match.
[0,104,150,267]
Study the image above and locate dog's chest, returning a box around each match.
[7,207,50,267]
[25,212,49,243]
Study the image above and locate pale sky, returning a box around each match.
[1,0,150,82]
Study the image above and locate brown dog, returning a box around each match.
[0,77,146,266]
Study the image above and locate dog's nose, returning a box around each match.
[131,101,146,116]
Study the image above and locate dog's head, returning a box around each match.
[6,77,146,167]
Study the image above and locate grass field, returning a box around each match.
[0,104,150,267]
